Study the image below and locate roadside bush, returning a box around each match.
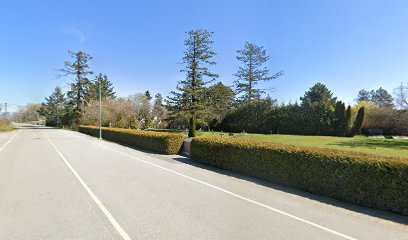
[79,126,184,154]
[191,137,408,215]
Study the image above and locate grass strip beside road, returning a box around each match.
[0,125,14,132]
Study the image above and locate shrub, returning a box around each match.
[352,107,365,134]
[79,126,184,154]
[191,137,408,215]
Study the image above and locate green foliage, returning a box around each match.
[333,101,350,136]
[371,87,394,108]
[167,29,218,134]
[79,126,184,154]
[345,106,352,136]
[60,51,94,125]
[39,86,67,127]
[220,83,345,136]
[220,98,276,133]
[203,82,235,129]
[353,107,365,134]
[234,42,283,101]
[356,89,371,103]
[356,87,394,108]
[300,83,337,135]
[191,137,408,215]
[86,73,116,101]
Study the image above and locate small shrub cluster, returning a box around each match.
[79,126,184,154]
[191,137,408,215]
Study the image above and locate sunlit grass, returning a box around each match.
[0,125,14,132]
[197,131,408,158]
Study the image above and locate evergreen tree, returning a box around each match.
[234,42,282,101]
[145,91,152,101]
[152,93,165,128]
[39,86,67,127]
[167,29,218,137]
[203,82,235,129]
[370,87,394,108]
[334,101,346,135]
[345,105,352,134]
[355,89,371,103]
[87,73,116,101]
[59,51,93,125]
[352,107,365,134]
[300,83,337,135]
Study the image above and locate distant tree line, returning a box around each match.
[219,83,362,136]
[34,29,408,137]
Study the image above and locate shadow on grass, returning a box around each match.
[329,138,408,151]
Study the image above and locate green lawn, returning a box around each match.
[198,132,408,158]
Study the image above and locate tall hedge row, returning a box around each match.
[191,137,408,215]
[79,126,184,154]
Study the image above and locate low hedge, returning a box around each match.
[79,126,184,154]
[191,137,408,215]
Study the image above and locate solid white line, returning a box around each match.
[78,134,359,240]
[0,131,19,152]
[42,133,132,240]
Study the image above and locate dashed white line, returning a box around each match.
[42,132,132,240]
[78,134,359,240]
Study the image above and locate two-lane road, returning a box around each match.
[0,126,407,239]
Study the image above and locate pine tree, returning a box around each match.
[39,86,67,127]
[86,73,116,101]
[144,91,152,101]
[167,29,218,137]
[59,51,93,125]
[355,89,371,103]
[300,83,337,135]
[370,87,394,108]
[234,42,282,101]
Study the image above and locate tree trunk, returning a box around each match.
[188,116,196,137]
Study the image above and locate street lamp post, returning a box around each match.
[98,78,102,139]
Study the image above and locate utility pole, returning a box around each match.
[98,79,102,139]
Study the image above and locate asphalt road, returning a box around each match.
[0,125,407,240]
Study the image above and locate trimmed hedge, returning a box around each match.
[79,126,184,154]
[191,137,408,215]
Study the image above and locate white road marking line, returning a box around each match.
[0,131,19,152]
[42,133,132,240]
[78,134,359,240]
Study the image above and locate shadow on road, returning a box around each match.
[169,156,408,226]
[75,131,408,226]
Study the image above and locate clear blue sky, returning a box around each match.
[1,0,407,112]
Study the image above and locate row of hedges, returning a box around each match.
[79,126,184,154]
[191,137,408,215]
